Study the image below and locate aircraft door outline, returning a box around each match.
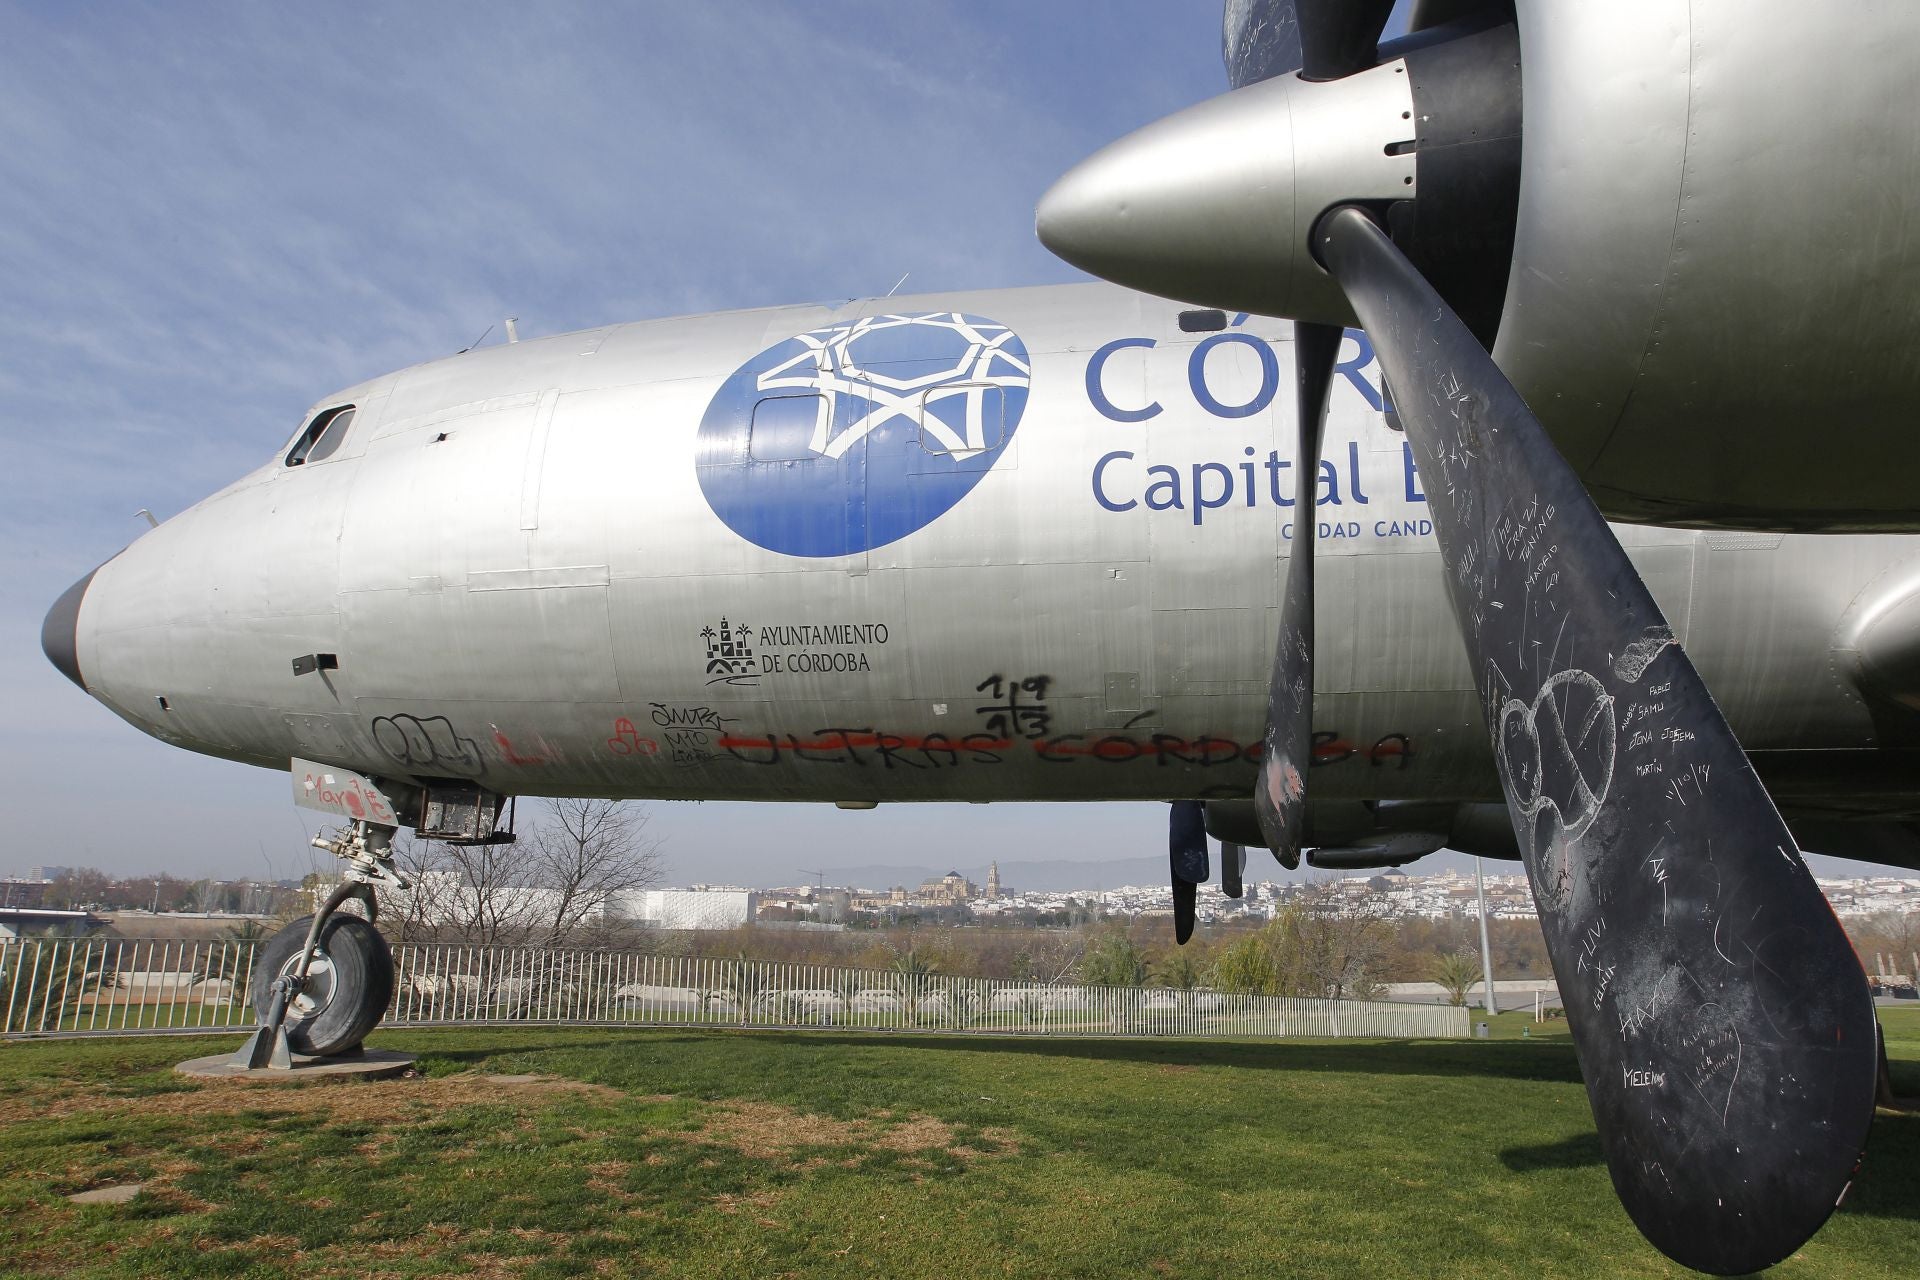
[739,390,869,571]
[911,382,1010,473]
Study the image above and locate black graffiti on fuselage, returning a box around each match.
[717,729,1008,768]
[664,730,719,767]
[1310,730,1417,770]
[975,673,1053,740]
[371,713,484,776]
[649,703,732,731]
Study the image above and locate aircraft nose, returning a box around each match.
[41,568,96,691]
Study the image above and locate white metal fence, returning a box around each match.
[1,936,1468,1041]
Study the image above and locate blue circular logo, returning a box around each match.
[696,311,1031,557]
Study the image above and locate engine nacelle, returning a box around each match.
[1493,3,1920,531]
[1204,799,1519,866]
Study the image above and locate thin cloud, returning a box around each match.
[3,2,1229,880]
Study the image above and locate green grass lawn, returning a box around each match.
[1,1012,1915,1278]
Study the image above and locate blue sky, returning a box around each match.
[1,2,1261,885]
[6,2,1883,892]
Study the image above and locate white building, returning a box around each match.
[616,887,757,931]
[390,873,600,930]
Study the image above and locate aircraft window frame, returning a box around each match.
[915,383,1005,459]
[284,405,358,467]
[1178,309,1229,333]
[748,393,829,463]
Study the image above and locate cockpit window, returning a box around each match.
[284,405,357,467]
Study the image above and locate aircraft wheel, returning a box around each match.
[250,914,394,1056]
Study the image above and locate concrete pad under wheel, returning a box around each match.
[175,1048,417,1082]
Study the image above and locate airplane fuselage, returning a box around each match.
[58,283,1917,816]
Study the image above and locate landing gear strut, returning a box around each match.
[230,819,405,1070]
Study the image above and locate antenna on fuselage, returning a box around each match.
[884,272,910,298]
[505,316,519,343]
[134,509,158,529]
[459,323,494,354]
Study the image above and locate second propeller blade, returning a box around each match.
[1255,322,1341,866]
[1316,204,1876,1276]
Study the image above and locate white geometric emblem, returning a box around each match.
[755,312,1032,460]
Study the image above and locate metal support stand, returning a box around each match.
[1878,1021,1898,1109]
[231,878,357,1070]
[228,819,407,1071]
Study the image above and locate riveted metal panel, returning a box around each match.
[1498,2,1920,527]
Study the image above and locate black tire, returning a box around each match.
[250,913,394,1057]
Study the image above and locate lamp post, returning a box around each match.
[1474,857,1499,1016]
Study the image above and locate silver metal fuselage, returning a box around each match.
[64,283,1917,815]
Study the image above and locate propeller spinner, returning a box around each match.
[1039,3,1876,1272]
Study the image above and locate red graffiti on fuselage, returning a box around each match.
[492,727,552,767]
[300,771,396,826]
[607,718,660,756]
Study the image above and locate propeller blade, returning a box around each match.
[1224,0,1396,89]
[1223,0,1302,88]
[1171,877,1197,945]
[1295,0,1396,80]
[1229,8,1393,877]
[1256,321,1342,867]
[1221,842,1247,899]
[1316,204,1876,1276]
[1170,800,1209,944]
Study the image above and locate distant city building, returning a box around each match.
[28,866,73,883]
[388,873,587,927]
[754,886,851,924]
[619,887,757,931]
[917,871,977,905]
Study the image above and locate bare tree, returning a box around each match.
[529,798,662,948]
[387,798,663,947]
[44,868,111,911]
[1850,911,1920,978]
[389,833,532,945]
[1008,930,1086,985]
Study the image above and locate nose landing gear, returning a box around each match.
[229,818,406,1070]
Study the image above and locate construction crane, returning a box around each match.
[798,868,827,893]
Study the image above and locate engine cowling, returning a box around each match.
[1041,2,1920,531]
